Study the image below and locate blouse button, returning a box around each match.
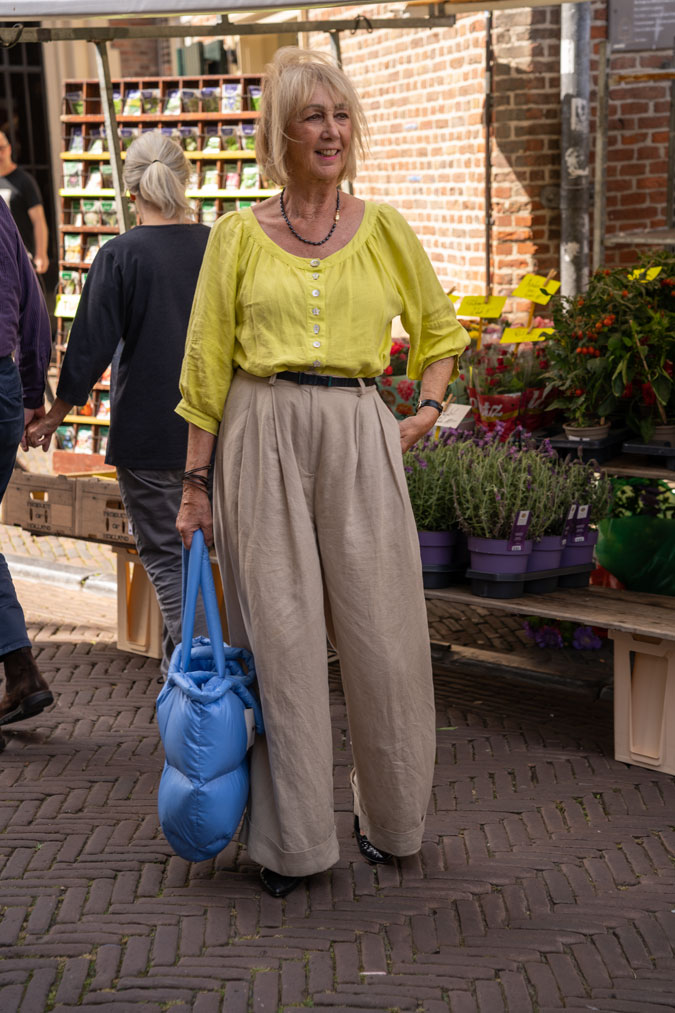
[313,324,320,334]
[312,289,320,297]
[312,273,320,280]
[313,341,321,348]
[312,307,320,316]
[312,359,321,367]
[310,259,320,267]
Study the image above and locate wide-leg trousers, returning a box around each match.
[212,370,436,878]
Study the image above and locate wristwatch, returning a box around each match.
[417,398,443,415]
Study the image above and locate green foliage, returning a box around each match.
[607,476,675,519]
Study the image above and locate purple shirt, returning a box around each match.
[0,197,51,408]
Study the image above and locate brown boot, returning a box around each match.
[0,647,54,726]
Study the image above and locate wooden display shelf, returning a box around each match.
[601,455,675,481]
[63,415,110,426]
[59,225,119,233]
[61,150,257,161]
[61,112,259,123]
[61,188,275,199]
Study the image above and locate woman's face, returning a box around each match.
[285,84,352,187]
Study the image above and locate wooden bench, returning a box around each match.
[425,584,675,775]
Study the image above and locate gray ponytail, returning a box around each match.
[123,129,192,220]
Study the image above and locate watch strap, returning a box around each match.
[417,398,443,414]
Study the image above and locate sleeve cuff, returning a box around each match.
[175,400,221,436]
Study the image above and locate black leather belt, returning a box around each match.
[275,370,376,388]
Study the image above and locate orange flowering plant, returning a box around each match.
[546,252,675,435]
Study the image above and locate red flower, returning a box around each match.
[485,367,495,376]
[641,382,656,406]
[384,365,393,375]
[397,380,415,402]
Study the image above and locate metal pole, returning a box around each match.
[592,38,609,271]
[560,2,591,296]
[484,12,493,295]
[94,41,131,234]
[667,42,675,232]
[328,30,354,196]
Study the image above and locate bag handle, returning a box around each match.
[181,529,226,676]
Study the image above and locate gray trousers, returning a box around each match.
[116,467,207,674]
[213,371,436,877]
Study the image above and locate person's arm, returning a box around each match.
[28,204,49,274]
[176,423,217,549]
[398,356,456,453]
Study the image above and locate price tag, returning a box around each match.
[457,295,507,319]
[500,327,553,344]
[511,274,561,304]
[562,503,577,542]
[628,266,662,283]
[54,293,80,318]
[572,503,590,542]
[507,509,532,551]
[436,403,472,429]
[447,292,461,304]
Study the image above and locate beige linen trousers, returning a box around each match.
[212,370,436,878]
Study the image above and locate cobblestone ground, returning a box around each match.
[0,577,672,1012]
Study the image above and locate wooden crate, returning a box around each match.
[611,631,675,775]
[0,471,76,535]
[74,476,134,546]
[114,546,163,659]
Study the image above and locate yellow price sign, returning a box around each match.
[628,266,662,282]
[54,293,81,318]
[447,293,461,304]
[457,295,507,319]
[511,274,561,304]
[500,327,553,344]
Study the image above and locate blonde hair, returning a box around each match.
[257,47,368,187]
[123,130,191,220]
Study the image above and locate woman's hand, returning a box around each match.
[176,487,214,549]
[398,407,440,453]
[25,397,73,452]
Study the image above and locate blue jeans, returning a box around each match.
[0,356,30,657]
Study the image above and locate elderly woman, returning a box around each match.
[176,47,469,898]
[27,131,210,674]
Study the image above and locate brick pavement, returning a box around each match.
[0,577,672,1012]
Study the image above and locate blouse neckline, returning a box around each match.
[242,200,375,269]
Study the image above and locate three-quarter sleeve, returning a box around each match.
[387,213,469,380]
[176,213,241,435]
[56,246,125,406]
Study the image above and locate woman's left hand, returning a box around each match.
[398,407,440,453]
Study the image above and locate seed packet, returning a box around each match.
[86,167,103,191]
[118,127,138,150]
[221,83,242,112]
[141,89,161,114]
[63,233,82,263]
[98,235,114,251]
[221,200,237,215]
[181,89,200,113]
[179,126,199,151]
[188,169,199,191]
[74,426,94,453]
[56,426,76,450]
[83,235,99,263]
[112,90,121,114]
[60,270,79,295]
[68,127,85,153]
[201,86,220,112]
[164,89,182,115]
[225,171,240,191]
[98,428,109,454]
[160,126,180,143]
[81,199,100,226]
[201,167,219,191]
[99,366,112,387]
[203,126,221,152]
[88,128,107,154]
[123,89,143,115]
[220,125,239,151]
[63,162,84,189]
[248,85,262,111]
[240,164,259,190]
[200,200,218,226]
[96,393,111,420]
[100,200,117,227]
[240,123,256,150]
[100,164,113,189]
[66,91,84,115]
[238,199,254,209]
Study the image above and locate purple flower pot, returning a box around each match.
[418,529,459,567]
[527,535,564,573]
[467,536,532,574]
[560,529,598,567]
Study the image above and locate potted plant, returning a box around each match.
[596,476,675,595]
[558,458,613,570]
[377,338,419,419]
[404,430,470,584]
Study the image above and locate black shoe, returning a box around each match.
[354,815,393,865]
[260,867,304,898]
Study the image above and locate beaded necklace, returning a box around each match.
[279,188,341,246]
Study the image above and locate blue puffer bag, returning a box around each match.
[156,530,264,862]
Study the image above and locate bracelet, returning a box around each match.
[184,465,211,477]
[417,398,443,415]
[183,477,209,494]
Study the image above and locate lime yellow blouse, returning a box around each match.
[176,201,470,435]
